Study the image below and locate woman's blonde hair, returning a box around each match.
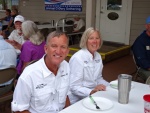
[22,20,45,45]
[79,27,103,49]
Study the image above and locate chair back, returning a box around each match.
[26,60,38,67]
[0,67,17,84]
[146,76,150,85]
[0,67,17,102]
[132,55,139,70]
[132,54,145,82]
[132,54,141,81]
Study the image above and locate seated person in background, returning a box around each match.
[6,15,25,50]
[12,30,70,113]
[0,27,17,96]
[73,15,85,33]
[17,20,46,77]
[0,9,11,31]
[68,27,109,104]
[132,16,150,82]
[6,8,18,32]
[0,28,17,69]
[0,9,12,38]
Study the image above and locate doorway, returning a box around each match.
[96,0,132,44]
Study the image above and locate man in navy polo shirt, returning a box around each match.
[132,16,150,82]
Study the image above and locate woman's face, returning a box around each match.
[87,31,101,55]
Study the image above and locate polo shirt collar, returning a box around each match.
[84,48,97,60]
[40,55,65,78]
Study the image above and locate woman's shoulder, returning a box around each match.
[22,40,32,46]
[70,49,86,62]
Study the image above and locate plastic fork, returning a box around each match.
[89,95,100,109]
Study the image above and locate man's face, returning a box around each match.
[44,34,69,66]
[74,17,80,21]
[15,21,22,30]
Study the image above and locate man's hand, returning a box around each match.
[6,39,22,50]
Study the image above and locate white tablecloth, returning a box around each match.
[59,81,150,113]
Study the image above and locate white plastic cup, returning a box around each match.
[143,94,150,113]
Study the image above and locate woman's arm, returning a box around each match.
[69,57,92,97]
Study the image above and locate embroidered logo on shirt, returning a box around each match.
[61,73,68,77]
[95,59,100,63]
[36,84,47,89]
[84,61,88,64]
[146,46,150,50]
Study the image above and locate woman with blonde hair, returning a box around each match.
[17,20,46,77]
[69,27,109,104]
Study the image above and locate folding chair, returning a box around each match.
[146,76,150,85]
[0,67,17,112]
[132,55,144,82]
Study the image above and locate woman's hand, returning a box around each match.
[90,84,106,95]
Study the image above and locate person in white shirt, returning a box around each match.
[0,30,17,95]
[7,15,25,50]
[73,16,85,33]
[0,32,17,70]
[11,30,70,113]
[69,27,109,104]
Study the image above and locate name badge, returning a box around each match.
[146,46,150,50]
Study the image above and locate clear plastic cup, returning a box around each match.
[143,94,150,113]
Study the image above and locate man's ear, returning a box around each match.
[44,44,48,54]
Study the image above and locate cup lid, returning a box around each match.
[143,94,150,102]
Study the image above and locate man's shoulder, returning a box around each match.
[9,30,17,36]
[20,60,43,78]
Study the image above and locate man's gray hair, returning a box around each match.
[46,30,69,46]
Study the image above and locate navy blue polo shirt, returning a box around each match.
[132,30,150,70]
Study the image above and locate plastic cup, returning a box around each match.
[143,94,150,113]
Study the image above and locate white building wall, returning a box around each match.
[130,0,150,45]
[18,0,86,24]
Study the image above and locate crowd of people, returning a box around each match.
[0,8,149,113]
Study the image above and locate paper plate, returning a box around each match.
[110,80,134,89]
[82,97,113,111]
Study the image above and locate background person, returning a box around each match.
[16,20,46,77]
[69,27,109,104]
[73,15,85,33]
[7,15,25,50]
[12,30,70,113]
[0,9,11,31]
[0,27,17,96]
[5,8,19,32]
[132,16,150,82]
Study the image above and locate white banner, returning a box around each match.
[45,0,82,12]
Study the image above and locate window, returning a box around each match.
[0,0,19,10]
[107,0,122,10]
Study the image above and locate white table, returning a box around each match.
[59,82,150,113]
